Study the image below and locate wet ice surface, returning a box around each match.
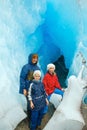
[52,120,84,130]
[43,110,85,130]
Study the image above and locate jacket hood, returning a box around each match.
[28,53,38,65]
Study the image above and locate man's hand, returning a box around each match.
[23,89,28,96]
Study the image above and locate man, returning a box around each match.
[19,53,40,95]
[19,53,40,127]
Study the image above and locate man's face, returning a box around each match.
[32,57,38,64]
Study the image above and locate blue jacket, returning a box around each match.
[19,54,40,94]
[29,80,47,111]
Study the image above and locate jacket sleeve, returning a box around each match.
[19,65,29,94]
[55,75,62,90]
[28,83,33,101]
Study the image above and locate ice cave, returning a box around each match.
[0,0,87,130]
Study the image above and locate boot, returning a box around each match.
[36,125,41,130]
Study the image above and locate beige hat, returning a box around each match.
[33,70,41,77]
[47,63,55,70]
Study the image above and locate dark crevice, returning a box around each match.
[53,55,69,88]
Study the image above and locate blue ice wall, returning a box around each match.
[0,0,87,129]
[40,0,79,67]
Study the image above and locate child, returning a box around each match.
[43,63,64,100]
[28,70,49,130]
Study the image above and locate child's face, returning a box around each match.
[48,67,55,73]
[34,73,40,80]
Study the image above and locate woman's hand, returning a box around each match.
[46,98,49,105]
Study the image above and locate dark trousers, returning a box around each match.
[26,96,31,127]
[30,107,44,130]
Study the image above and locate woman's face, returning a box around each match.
[48,67,55,74]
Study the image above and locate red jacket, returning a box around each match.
[42,72,62,95]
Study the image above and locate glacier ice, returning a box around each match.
[0,0,87,130]
[0,0,47,129]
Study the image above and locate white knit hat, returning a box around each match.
[47,63,55,70]
[33,70,41,77]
